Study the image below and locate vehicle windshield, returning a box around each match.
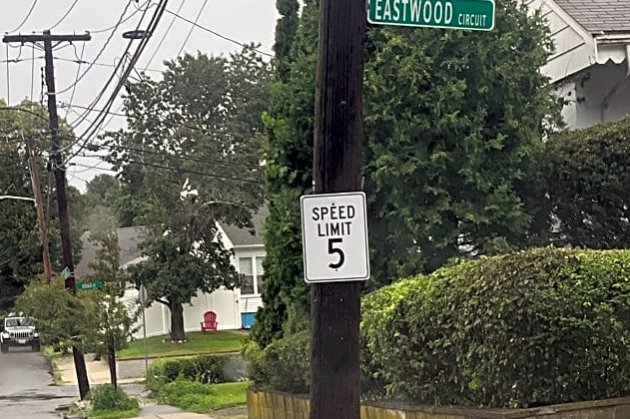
[5,317,30,328]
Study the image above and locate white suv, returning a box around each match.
[1,316,40,353]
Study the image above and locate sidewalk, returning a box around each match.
[134,413,214,418]
[58,355,140,385]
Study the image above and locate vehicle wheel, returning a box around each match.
[31,342,40,352]
[1,343,8,353]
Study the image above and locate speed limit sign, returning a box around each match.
[300,192,370,283]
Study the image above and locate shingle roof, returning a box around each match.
[554,0,630,34]
[218,207,268,247]
[75,226,147,280]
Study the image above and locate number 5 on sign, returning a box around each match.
[300,192,370,283]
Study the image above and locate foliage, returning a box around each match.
[88,384,139,413]
[146,354,228,395]
[157,379,249,413]
[102,46,272,341]
[273,0,299,80]
[0,100,64,310]
[252,0,319,349]
[244,330,310,394]
[15,277,82,349]
[255,0,560,347]
[362,247,630,408]
[542,117,630,248]
[119,331,244,359]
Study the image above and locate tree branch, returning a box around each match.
[155,298,171,308]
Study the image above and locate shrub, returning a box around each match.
[88,384,139,412]
[146,355,228,395]
[363,247,630,408]
[244,330,310,393]
[543,117,630,249]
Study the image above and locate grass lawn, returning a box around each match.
[159,380,250,413]
[118,331,246,360]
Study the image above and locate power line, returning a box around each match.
[156,1,274,57]
[54,56,162,73]
[63,42,86,120]
[73,156,263,185]
[66,0,170,161]
[177,0,209,56]
[10,0,40,33]
[49,0,80,31]
[145,0,185,66]
[90,2,153,34]
[56,0,135,95]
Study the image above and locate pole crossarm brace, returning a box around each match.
[3,33,91,43]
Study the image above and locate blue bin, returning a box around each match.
[241,312,256,329]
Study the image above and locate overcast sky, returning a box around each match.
[1,0,278,191]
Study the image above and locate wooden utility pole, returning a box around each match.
[310,0,366,418]
[25,135,53,283]
[3,30,92,401]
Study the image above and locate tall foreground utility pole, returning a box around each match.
[25,135,53,283]
[3,30,92,400]
[310,0,366,418]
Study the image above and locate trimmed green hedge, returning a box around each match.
[363,247,630,408]
[249,248,630,409]
[146,355,228,395]
[244,330,310,394]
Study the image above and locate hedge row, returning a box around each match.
[248,247,630,409]
[146,355,228,395]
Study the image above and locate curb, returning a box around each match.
[119,350,241,362]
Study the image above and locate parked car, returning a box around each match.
[0,315,40,352]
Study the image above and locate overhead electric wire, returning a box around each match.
[5,45,10,105]
[73,156,263,185]
[145,0,185,65]
[63,42,86,120]
[30,45,35,101]
[156,1,273,57]
[62,0,169,164]
[176,0,208,56]
[53,56,162,73]
[9,0,40,33]
[49,0,80,30]
[65,0,152,128]
[56,0,135,95]
[89,1,153,34]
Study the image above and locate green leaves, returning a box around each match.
[362,247,630,408]
[542,117,630,249]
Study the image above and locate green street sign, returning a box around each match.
[368,0,495,31]
[76,280,103,291]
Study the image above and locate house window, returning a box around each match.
[239,256,265,296]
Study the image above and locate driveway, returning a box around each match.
[0,347,76,418]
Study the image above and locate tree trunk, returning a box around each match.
[107,332,117,388]
[170,302,186,342]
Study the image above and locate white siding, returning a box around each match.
[525,0,596,83]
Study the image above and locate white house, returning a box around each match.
[75,208,267,338]
[526,0,630,129]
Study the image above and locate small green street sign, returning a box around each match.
[76,280,103,291]
[368,0,495,31]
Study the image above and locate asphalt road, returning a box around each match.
[0,347,75,418]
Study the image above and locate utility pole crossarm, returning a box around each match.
[2,33,91,43]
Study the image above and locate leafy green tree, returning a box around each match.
[0,101,64,310]
[102,46,272,341]
[252,0,320,347]
[254,0,560,346]
[274,0,299,81]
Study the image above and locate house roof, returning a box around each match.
[554,0,630,34]
[75,226,146,280]
[217,207,268,247]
